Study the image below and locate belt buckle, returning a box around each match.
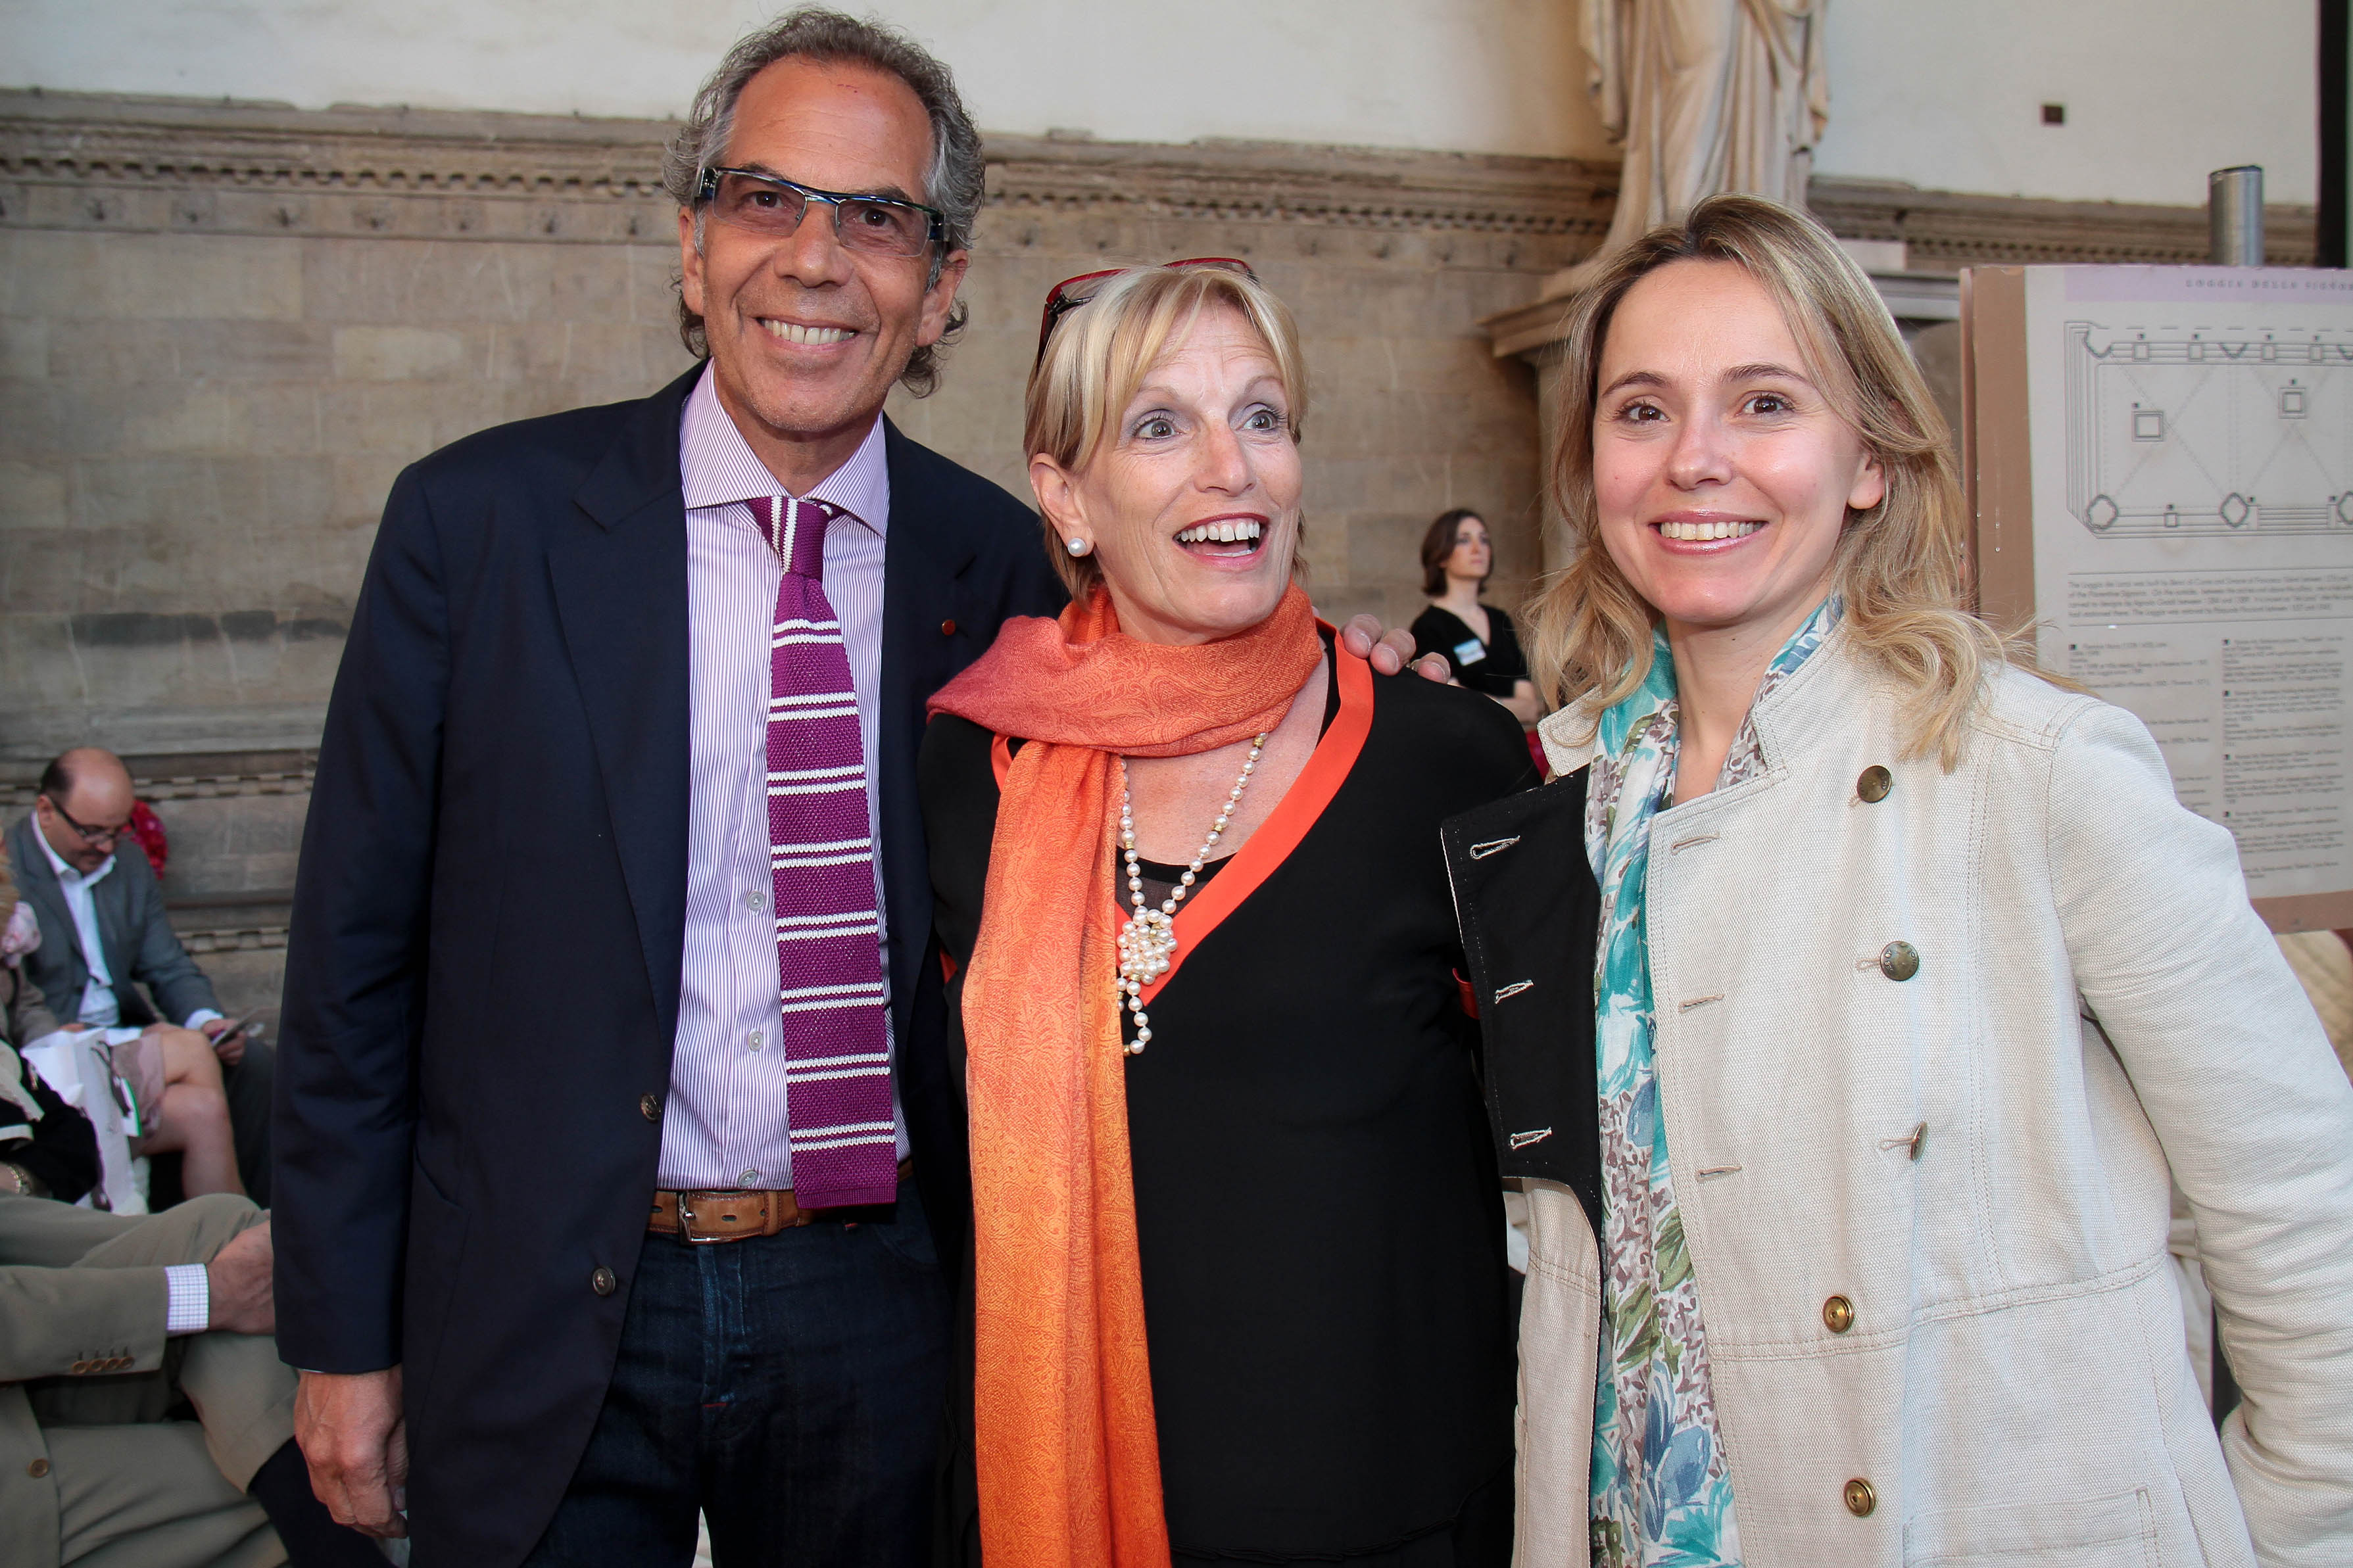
[674,1191,733,1245]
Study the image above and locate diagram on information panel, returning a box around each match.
[2064,320,2353,536]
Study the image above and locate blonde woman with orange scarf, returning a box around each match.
[921,264,1534,1567]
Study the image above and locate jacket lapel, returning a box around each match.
[877,419,979,1037]
[546,368,697,1047]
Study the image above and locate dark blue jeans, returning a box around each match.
[523,1177,950,1567]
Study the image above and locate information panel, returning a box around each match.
[1966,265,2353,931]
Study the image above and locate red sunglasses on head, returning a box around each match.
[1034,257,1259,366]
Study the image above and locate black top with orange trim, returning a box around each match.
[921,636,1537,1562]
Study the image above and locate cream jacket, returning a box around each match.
[1518,630,2353,1567]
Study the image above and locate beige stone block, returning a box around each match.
[333,453,411,528]
[118,384,256,455]
[258,460,339,534]
[0,531,85,615]
[183,946,287,1024]
[333,325,470,382]
[318,383,445,458]
[55,320,333,384]
[0,319,49,380]
[71,456,243,533]
[0,463,68,531]
[141,790,310,897]
[3,233,304,322]
[0,615,85,712]
[0,381,61,459]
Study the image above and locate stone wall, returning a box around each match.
[0,91,1611,771]
[1,89,2312,1019]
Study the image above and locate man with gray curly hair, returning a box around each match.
[274,11,1064,1565]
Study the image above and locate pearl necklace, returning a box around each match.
[1115,734,1267,1055]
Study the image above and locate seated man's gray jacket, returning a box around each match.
[5,816,219,1028]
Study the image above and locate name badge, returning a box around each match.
[1453,637,1487,667]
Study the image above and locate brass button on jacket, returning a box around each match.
[591,1266,618,1297]
[640,1093,661,1123]
[27,1457,49,1479]
[1823,1295,1855,1333]
[1856,765,1892,803]
[1843,1477,1877,1517]
[1879,941,1920,982]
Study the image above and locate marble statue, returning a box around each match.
[1551,0,1830,294]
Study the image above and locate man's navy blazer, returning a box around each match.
[274,365,1065,1567]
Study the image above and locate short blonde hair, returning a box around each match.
[1528,193,2038,768]
[1025,265,1309,600]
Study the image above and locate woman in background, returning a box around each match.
[1411,509,1540,728]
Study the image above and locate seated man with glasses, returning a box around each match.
[6,749,262,1201]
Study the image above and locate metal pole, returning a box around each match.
[2210,166,2266,266]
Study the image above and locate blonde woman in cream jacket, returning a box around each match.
[1441,196,2353,1567]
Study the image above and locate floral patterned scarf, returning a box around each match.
[1582,596,1839,1568]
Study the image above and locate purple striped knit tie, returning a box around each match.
[751,494,898,1208]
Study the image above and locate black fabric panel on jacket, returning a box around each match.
[1440,769,1604,1258]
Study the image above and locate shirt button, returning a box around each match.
[748,1030,764,1052]
[1878,941,1920,982]
[591,1266,617,1297]
[640,1093,661,1123]
[940,618,958,637]
[28,1458,49,1478]
[744,890,765,913]
[739,1168,759,1186]
[1823,1295,1855,1333]
[1843,1477,1877,1517]
[1856,765,1892,803]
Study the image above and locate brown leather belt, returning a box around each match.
[648,1159,913,1243]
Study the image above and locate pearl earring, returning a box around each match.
[1066,537,1092,556]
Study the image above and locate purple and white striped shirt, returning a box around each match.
[658,365,908,1192]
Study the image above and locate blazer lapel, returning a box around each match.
[877,419,978,1038]
[546,369,696,1047]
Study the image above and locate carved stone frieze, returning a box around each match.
[0,754,316,809]
[1808,176,2318,270]
[6,90,2306,268]
[0,91,1618,245]
[180,924,290,955]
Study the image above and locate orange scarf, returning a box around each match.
[927,583,1322,1568]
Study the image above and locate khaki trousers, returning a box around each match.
[30,1199,292,1568]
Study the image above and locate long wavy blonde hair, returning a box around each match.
[1528,194,2039,768]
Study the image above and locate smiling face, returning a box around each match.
[1031,304,1303,646]
[1590,259,1884,645]
[1443,515,1492,584]
[679,56,967,463]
